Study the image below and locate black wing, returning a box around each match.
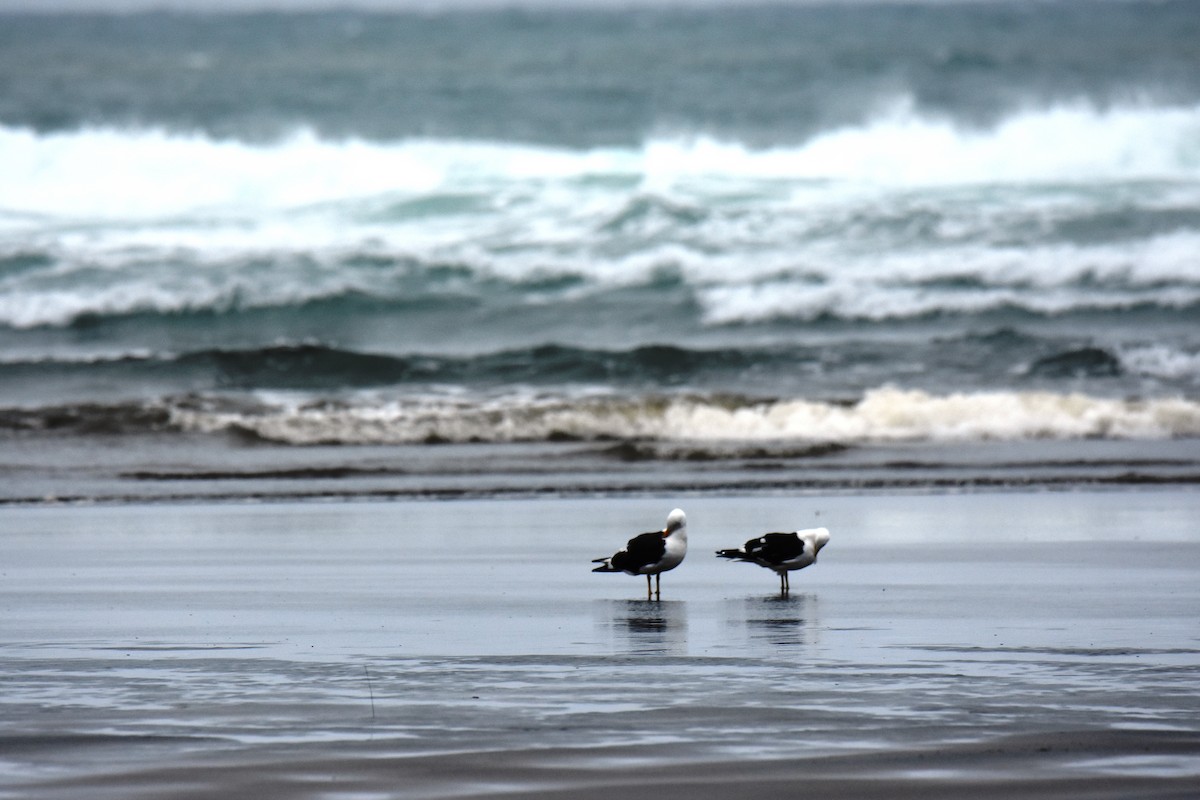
[745,532,805,565]
[611,531,666,572]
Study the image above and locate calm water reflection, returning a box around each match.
[597,599,689,655]
[724,593,820,649]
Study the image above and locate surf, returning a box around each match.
[3,101,1199,218]
[7,387,1194,446]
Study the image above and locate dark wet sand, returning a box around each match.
[2,491,1199,798]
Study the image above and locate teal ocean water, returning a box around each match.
[2,2,1199,449]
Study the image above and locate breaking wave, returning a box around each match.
[3,102,1199,220]
[3,102,1200,329]
[5,388,1198,446]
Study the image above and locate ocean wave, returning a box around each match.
[2,235,1198,330]
[1120,345,1200,381]
[177,389,1200,445]
[696,231,1200,325]
[3,103,1199,330]
[784,99,1200,185]
[2,340,1197,402]
[2,102,1199,219]
[5,388,1197,445]
[0,343,777,392]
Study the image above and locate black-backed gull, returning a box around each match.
[592,508,688,600]
[716,527,830,595]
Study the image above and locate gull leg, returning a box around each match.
[655,573,661,600]
[646,574,653,600]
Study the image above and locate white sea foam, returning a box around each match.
[3,103,1199,329]
[0,126,446,218]
[169,388,1200,445]
[2,102,1198,219]
[1120,345,1200,383]
[696,232,1200,324]
[786,99,1200,185]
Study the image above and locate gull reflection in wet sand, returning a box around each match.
[726,593,819,649]
[599,599,689,655]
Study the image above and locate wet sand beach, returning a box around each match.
[2,491,1198,798]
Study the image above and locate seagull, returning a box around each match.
[592,508,688,600]
[716,527,830,596]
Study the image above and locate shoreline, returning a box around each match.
[3,432,1199,507]
[6,473,1200,509]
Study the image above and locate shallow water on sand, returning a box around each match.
[1,492,1199,798]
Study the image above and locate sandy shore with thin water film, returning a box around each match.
[2,492,1198,798]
